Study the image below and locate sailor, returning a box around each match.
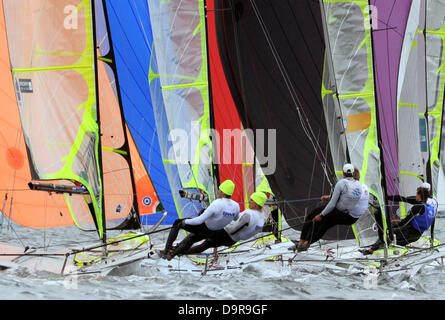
[421,182,432,195]
[179,192,267,256]
[257,185,281,243]
[349,168,370,219]
[290,164,366,252]
[363,183,437,254]
[158,180,240,260]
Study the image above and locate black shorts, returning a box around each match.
[182,223,214,238]
[205,229,236,247]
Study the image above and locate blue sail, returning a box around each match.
[104,0,202,224]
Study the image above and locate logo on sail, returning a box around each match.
[18,79,33,93]
[142,196,152,207]
[115,204,123,214]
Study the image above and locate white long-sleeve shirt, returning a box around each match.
[321,178,363,217]
[224,209,265,242]
[348,184,370,218]
[184,198,240,231]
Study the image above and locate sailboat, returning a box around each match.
[137,0,445,276]
[2,0,445,278]
[0,0,173,276]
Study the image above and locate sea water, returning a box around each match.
[1,219,445,300]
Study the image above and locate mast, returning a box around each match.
[91,0,107,245]
[423,0,435,243]
[368,0,391,246]
[423,0,433,189]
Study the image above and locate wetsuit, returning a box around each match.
[163,198,240,257]
[183,209,265,255]
[373,195,437,247]
[300,178,366,244]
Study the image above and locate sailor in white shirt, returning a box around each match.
[179,192,268,256]
[159,180,240,260]
[291,164,367,252]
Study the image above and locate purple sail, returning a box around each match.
[371,0,412,196]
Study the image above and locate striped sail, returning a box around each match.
[320,0,387,245]
[426,0,445,196]
[0,0,74,229]
[396,1,427,219]
[95,0,146,229]
[147,0,216,202]
[212,0,356,239]
[105,0,201,223]
[2,0,105,237]
[371,0,413,199]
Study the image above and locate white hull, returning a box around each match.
[0,233,151,277]
[136,237,445,278]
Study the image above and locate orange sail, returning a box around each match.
[0,1,73,228]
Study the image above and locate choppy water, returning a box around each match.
[2,219,445,300]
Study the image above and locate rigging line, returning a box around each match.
[322,126,333,192]
[30,238,103,251]
[212,224,307,255]
[0,226,175,259]
[65,226,175,255]
[211,220,361,259]
[379,142,402,189]
[259,197,323,205]
[130,0,152,56]
[231,25,328,155]
[6,129,23,230]
[249,0,333,187]
[5,222,27,249]
[308,143,319,205]
[0,194,7,231]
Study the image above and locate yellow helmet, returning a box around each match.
[250,192,267,207]
[219,180,235,196]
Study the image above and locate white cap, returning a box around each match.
[343,163,354,174]
[420,182,431,190]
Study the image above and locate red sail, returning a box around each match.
[207,0,253,210]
